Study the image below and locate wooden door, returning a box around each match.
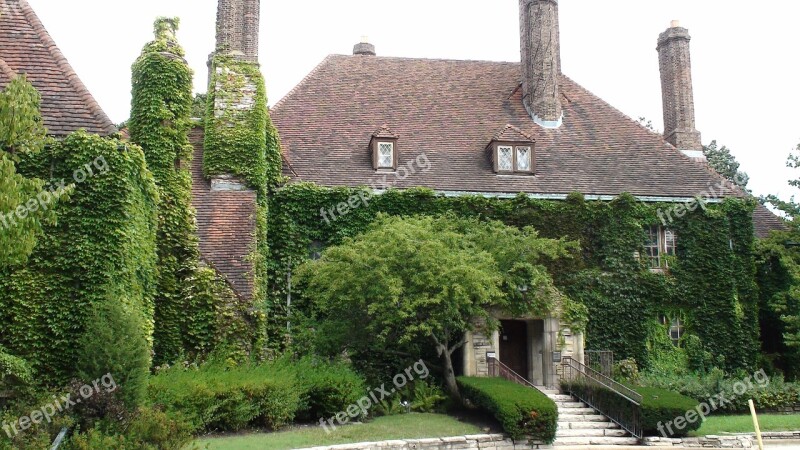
[500,320,529,380]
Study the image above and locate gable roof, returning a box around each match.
[0,0,115,136]
[272,55,737,199]
[493,124,534,143]
[753,203,788,239]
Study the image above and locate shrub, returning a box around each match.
[457,377,557,443]
[0,391,75,450]
[148,360,301,433]
[637,387,701,437]
[76,299,151,409]
[638,370,800,413]
[65,407,197,450]
[291,358,366,421]
[562,380,700,437]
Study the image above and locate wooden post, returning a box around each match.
[748,399,764,450]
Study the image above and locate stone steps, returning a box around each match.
[547,391,637,446]
[559,422,620,430]
[556,429,629,438]
[553,436,640,446]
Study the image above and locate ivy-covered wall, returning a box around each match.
[267,183,760,371]
[203,53,283,352]
[0,131,158,385]
[129,18,202,365]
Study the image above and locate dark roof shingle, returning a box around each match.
[0,0,115,136]
[272,55,737,199]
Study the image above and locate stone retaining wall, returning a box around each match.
[644,431,800,448]
[297,434,550,450]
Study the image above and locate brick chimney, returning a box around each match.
[215,0,260,62]
[657,21,703,157]
[519,0,563,129]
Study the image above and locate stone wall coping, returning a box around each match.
[643,431,800,448]
[293,433,550,450]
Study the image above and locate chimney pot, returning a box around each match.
[353,40,376,56]
[671,20,681,28]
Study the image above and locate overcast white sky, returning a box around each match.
[25,0,800,201]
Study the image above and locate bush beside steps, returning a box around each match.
[457,376,558,444]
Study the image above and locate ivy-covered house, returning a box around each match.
[0,0,159,383]
[250,0,786,384]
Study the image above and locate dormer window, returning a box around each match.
[377,142,395,169]
[489,125,535,174]
[371,125,399,171]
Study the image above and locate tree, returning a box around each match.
[703,140,749,190]
[0,76,56,267]
[296,214,576,399]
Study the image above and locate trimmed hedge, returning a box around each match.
[292,358,367,421]
[562,380,701,437]
[148,362,301,433]
[637,387,702,437]
[457,377,557,443]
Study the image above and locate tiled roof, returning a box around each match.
[190,128,256,301]
[493,124,534,143]
[753,203,788,239]
[0,0,115,136]
[272,55,738,199]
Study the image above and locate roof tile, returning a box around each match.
[0,0,115,136]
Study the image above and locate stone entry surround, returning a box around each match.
[463,316,584,389]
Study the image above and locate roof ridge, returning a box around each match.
[271,55,335,113]
[17,0,115,135]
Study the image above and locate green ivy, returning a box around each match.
[203,52,283,354]
[0,131,158,385]
[129,18,202,365]
[267,183,759,371]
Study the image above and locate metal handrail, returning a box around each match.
[561,356,643,439]
[487,356,538,389]
[563,357,642,404]
[585,350,614,378]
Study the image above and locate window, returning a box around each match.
[498,146,513,171]
[377,142,394,169]
[660,314,685,347]
[645,226,677,269]
[516,147,531,171]
[495,145,533,173]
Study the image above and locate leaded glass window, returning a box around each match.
[498,146,513,171]
[378,142,394,168]
[516,146,531,171]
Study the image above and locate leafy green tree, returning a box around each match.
[76,299,151,409]
[703,140,749,190]
[0,76,55,267]
[296,214,576,399]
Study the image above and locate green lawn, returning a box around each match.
[689,414,800,436]
[195,413,484,450]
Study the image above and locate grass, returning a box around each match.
[195,413,484,450]
[689,414,800,436]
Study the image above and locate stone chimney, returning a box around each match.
[215,0,260,62]
[519,0,563,128]
[657,21,703,157]
[353,37,376,56]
